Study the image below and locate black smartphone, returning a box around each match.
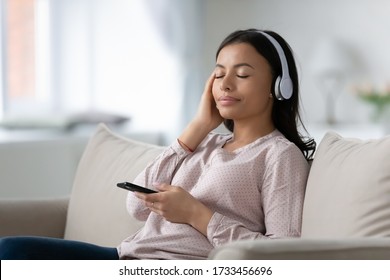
[116,182,157,194]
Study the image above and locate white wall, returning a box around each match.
[201,0,390,126]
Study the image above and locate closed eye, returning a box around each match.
[215,75,225,79]
[237,75,249,78]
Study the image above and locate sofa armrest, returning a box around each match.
[0,197,69,238]
[208,238,390,260]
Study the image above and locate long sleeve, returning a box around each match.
[261,144,309,237]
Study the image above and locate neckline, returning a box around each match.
[219,129,278,154]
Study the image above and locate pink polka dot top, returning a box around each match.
[118,130,310,259]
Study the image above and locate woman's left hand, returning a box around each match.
[134,183,213,235]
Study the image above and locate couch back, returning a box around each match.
[64,124,164,246]
[302,132,390,238]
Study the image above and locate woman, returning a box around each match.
[0,28,315,260]
[118,28,315,260]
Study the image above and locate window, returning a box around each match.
[1,0,51,115]
[6,0,35,101]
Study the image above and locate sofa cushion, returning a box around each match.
[302,132,390,238]
[64,123,164,246]
[209,238,390,260]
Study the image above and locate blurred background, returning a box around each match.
[1,0,390,198]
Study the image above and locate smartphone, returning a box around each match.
[116,182,157,194]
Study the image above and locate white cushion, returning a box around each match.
[302,132,390,238]
[209,238,390,260]
[64,123,164,246]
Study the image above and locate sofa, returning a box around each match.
[1,123,390,259]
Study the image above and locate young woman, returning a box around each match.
[0,29,315,260]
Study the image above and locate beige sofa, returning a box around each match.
[1,123,390,259]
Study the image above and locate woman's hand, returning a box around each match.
[193,72,224,131]
[134,183,213,236]
[177,72,224,152]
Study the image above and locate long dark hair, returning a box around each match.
[216,29,316,160]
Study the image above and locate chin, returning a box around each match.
[220,114,233,121]
[218,109,235,120]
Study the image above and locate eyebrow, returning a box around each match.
[215,63,255,69]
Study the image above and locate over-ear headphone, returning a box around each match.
[257,31,293,101]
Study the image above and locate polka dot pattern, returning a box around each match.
[119,130,310,259]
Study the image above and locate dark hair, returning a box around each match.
[216,28,316,160]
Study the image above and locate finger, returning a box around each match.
[134,191,159,203]
[147,201,163,217]
[155,183,171,192]
[204,72,216,92]
[133,191,147,200]
[146,201,155,209]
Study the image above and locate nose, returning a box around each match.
[219,75,233,92]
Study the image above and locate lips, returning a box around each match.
[218,96,240,106]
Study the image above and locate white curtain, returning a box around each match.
[0,0,3,119]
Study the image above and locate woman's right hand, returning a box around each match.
[178,72,223,152]
[193,72,224,131]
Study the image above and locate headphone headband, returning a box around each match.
[257,31,293,100]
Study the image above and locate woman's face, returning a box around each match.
[213,42,274,126]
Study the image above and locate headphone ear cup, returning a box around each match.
[273,75,293,101]
[279,77,293,100]
[273,76,283,101]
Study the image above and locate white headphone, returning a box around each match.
[257,31,293,101]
